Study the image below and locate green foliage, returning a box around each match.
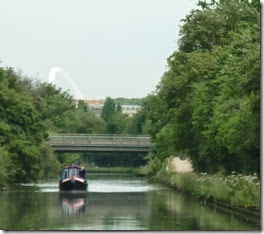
[0,148,10,187]
[116,102,122,112]
[38,143,61,178]
[145,153,166,176]
[83,152,147,167]
[141,94,168,139]
[77,100,89,112]
[131,110,147,134]
[143,0,260,175]
[101,97,116,122]
[0,68,59,182]
[101,97,118,133]
[56,152,83,166]
[153,170,260,208]
[75,109,106,134]
[30,82,106,134]
[101,97,136,134]
[114,97,142,106]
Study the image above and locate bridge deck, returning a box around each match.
[49,134,153,152]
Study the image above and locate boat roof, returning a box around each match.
[63,166,82,169]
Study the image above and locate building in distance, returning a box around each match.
[121,105,141,116]
[74,99,141,117]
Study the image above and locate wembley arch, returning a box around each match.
[48,67,84,100]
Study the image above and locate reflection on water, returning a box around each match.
[87,173,158,193]
[0,173,259,231]
[60,192,86,216]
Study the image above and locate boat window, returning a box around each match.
[63,169,68,179]
[69,168,78,177]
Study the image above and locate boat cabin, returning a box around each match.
[60,166,86,180]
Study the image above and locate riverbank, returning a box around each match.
[147,157,260,208]
[150,169,260,224]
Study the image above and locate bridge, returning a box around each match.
[48,134,153,153]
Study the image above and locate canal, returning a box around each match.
[0,173,259,231]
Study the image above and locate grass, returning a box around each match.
[152,170,260,209]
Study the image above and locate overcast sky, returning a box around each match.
[0,0,198,99]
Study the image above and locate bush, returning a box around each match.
[152,170,260,208]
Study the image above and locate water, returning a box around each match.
[0,173,259,231]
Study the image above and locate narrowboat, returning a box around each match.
[59,166,88,191]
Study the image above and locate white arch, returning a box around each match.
[48,67,84,100]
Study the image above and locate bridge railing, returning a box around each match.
[49,133,150,138]
[48,134,153,146]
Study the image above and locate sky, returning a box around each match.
[0,0,198,99]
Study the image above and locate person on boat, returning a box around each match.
[60,165,68,180]
[79,165,86,179]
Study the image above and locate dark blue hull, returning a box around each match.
[59,178,87,191]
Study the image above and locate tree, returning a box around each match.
[101,97,116,122]
[142,0,260,175]
[0,68,59,182]
[77,100,89,112]
[101,97,129,134]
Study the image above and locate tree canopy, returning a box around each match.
[141,0,260,175]
[0,68,59,182]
